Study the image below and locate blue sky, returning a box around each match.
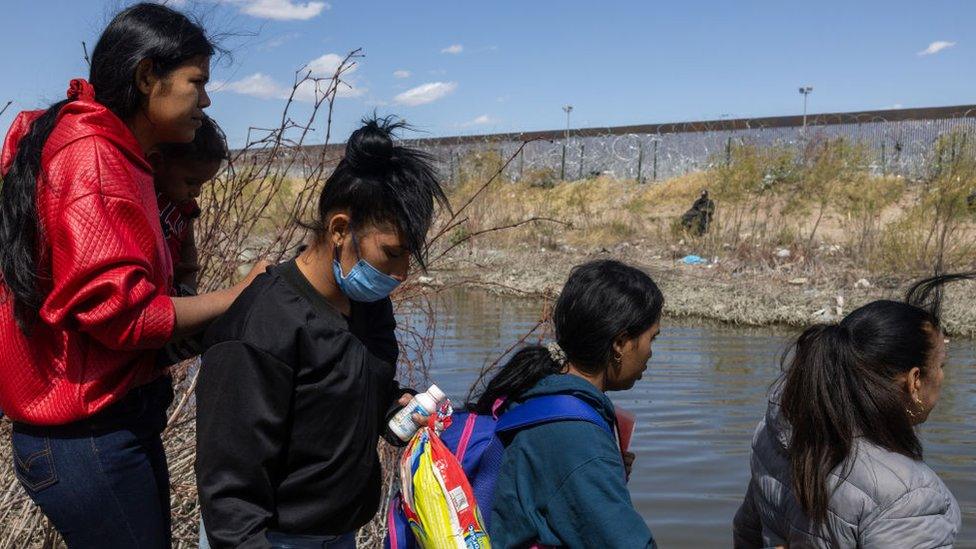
[0,1,973,146]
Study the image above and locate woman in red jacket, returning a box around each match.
[0,4,262,547]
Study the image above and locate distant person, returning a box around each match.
[487,260,662,548]
[680,189,715,236]
[195,116,449,548]
[733,273,974,548]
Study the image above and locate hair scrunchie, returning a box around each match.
[547,341,567,366]
[66,79,96,101]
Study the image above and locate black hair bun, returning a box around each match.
[345,115,406,171]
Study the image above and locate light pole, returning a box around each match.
[561,105,573,179]
[563,105,573,138]
[798,86,813,128]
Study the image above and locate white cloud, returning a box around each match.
[294,78,366,101]
[393,70,412,79]
[459,114,496,128]
[441,44,463,55]
[889,103,904,110]
[262,32,301,50]
[306,53,358,78]
[917,40,956,56]
[296,53,364,99]
[210,57,365,102]
[224,0,330,21]
[393,82,458,106]
[210,73,284,100]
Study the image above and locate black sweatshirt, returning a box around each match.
[195,259,411,548]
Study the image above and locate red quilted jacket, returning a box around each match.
[0,79,176,425]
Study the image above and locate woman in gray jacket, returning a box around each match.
[733,273,972,548]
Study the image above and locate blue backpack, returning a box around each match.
[384,394,613,549]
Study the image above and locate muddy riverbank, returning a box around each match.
[422,242,976,337]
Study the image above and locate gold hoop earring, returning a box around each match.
[907,394,924,418]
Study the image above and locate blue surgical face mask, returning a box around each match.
[332,234,402,302]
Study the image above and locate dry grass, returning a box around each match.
[446,135,976,279]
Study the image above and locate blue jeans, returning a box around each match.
[199,525,356,548]
[266,531,356,549]
[10,377,174,549]
[200,517,210,549]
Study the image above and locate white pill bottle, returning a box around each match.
[388,384,447,442]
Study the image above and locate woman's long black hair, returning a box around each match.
[470,259,665,414]
[780,272,975,525]
[0,3,214,330]
[307,115,449,270]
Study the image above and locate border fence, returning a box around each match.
[265,104,976,183]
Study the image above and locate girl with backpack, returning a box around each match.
[390,260,660,548]
[486,259,660,548]
[733,273,972,548]
[0,4,266,547]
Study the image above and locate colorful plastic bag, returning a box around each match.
[398,404,491,549]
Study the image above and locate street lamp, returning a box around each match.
[561,105,573,179]
[798,86,813,128]
[562,105,573,139]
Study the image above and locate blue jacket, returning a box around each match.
[489,374,656,548]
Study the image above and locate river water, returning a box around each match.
[396,289,976,547]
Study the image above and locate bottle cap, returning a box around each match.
[427,384,446,403]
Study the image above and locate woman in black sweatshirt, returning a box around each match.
[195,117,449,548]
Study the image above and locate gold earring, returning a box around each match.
[907,394,924,418]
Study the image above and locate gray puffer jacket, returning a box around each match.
[733,400,961,548]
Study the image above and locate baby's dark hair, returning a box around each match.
[157,115,228,164]
[308,115,449,269]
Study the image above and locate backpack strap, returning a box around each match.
[385,492,417,549]
[495,394,613,438]
[454,412,479,464]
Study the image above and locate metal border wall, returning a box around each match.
[283,105,976,181]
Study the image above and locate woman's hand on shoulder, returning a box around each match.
[234,259,272,293]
